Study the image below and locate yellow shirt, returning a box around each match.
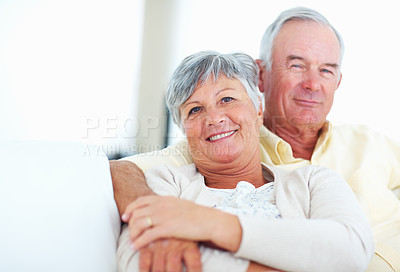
[124,122,400,271]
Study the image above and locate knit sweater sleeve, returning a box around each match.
[235,165,374,272]
[143,164,250,272]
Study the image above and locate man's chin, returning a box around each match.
[296,120,325,131]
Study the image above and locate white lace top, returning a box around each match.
[207,181,281,219]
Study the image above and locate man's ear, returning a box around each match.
[256,97,263,127]
[256,59,266,93]
[336,73,342,90]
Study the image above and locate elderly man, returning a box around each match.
[112,7,400,271]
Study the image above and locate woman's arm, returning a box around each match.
[125,165,374,272]
[235,166,375,272]
[124,195,243,252]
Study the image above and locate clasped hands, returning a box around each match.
[122,195,282,272]
[122,195,220,272]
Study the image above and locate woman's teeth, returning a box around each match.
[208,130,236,141]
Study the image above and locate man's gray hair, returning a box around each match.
[259,6,345,70]
[166,51,261,131]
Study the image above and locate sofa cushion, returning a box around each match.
[0,141,120,272]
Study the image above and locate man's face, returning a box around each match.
[258,20,342,133]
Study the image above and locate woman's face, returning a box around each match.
[179,75,263,167]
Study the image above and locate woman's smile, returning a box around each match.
[206,130,237,142]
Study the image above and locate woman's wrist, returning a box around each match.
[210,209,242,252]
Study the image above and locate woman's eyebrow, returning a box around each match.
[181,87,236,108]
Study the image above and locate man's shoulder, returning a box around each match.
[332,123,379,141]
[333,123,372,133]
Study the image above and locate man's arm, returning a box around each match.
[111,160,202,272]
[247,262,282,272]
[109,160,153,216]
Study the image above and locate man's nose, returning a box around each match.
[302,69,321,92]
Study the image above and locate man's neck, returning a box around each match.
[267,122,322,160]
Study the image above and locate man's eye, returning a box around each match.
[221,97,234,103]
[189,107,201,115]
[291,64,303,69]
[321,68,333,74]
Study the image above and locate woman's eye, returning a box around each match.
[188,106,201,115]
[221,97,234,103]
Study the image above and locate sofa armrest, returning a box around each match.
[0,141,120,272]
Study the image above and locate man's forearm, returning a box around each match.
[247,261,282,272]
[109,160,154,216]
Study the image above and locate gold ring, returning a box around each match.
[146,216,153,228]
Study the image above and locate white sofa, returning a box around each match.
[0,141,121,272]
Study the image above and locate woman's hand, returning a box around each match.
[122,195,242,252]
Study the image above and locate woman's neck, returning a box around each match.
[196,149,265,189]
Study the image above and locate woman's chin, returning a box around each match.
[208,152,241,164]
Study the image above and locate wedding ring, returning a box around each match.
[146,215,153,228]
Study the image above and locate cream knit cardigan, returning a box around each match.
[118,163,374,272]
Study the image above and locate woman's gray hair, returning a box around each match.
[259,7,345,70]
[166,51,261,130]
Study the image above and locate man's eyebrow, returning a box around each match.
[324,62,339,69]
[287,55,304,62]
[287,55,339,69]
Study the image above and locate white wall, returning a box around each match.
[2,0,399,157]
[0,0,144,158]
[167,0,400,144]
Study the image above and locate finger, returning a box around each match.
[183,246,202,272]
[128,206,152,229]
[166,250,182,272]
[122,195,158,222]
[133,226,168,251]
[139,248,152,272]
[152,244,166,272]
[129,215,155,243]
[121,202,135,222]
[131,195,159,210]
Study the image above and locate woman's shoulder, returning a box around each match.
[263,163,344,188]
[144,163,204,197]
[146,163,198,179]
[263,162,326,177]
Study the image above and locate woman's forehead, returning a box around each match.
[192,76,244,97]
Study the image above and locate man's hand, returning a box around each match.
[109,160,153,216]
[139,238,202,272]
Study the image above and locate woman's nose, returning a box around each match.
[206,108,226,126]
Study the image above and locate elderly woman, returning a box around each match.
[118,51,374,272]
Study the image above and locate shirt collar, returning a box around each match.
[259,121,333,163]
[314,121,333,152]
